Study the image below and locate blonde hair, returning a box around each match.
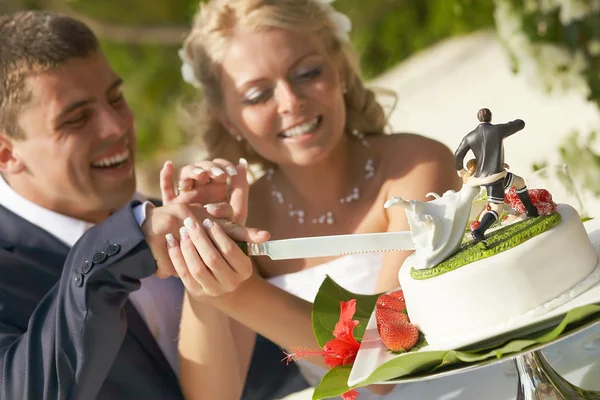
[181,0,394,170]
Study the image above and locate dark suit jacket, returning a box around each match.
[454,119,525,177]
[0,201,307,400]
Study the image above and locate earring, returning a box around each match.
[343,86,348,95]
[235,135,243,142]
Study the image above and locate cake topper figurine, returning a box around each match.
[454,108,539,245]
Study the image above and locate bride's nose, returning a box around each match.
[275,82,306,115]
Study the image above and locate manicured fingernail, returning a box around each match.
[179,226,189,239]
[164,160,172,168]
[210,167,225,176]
[193,167,204,175]
[203,203,219,211]
[165,233,176,248]
[226,166,238,176]
[203,218,214,229]
[184,217,196,230]
[258,230,269,235]
[238,158,248,168]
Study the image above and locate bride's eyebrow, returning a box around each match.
[236,51,322,90]
[288,51,321,70]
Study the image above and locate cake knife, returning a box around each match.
[236,231,416,260]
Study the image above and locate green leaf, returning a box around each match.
[312,276,381,347]
[311,277,600,399]
[312,366,353,400]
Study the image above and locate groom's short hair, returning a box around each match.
[0,11,99,139]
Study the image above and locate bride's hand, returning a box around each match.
[163,156,265,299]
[160,158,249,223]
[165,214,268,300]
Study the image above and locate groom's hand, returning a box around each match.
[141,203,269,278]
[159,158,247,217]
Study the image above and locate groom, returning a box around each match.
[0,10,305,400]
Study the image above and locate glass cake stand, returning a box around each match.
[383,315,600,399]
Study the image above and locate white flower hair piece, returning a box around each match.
[178,48,201,89]
[316,0,352,42]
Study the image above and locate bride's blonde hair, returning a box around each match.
[181,0,393,170]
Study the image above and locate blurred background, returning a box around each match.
[3,0,600,215]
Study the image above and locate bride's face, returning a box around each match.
[218,27,347,166]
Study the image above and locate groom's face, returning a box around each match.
[3,51,137,222]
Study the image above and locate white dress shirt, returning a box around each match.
[0,175,182,375]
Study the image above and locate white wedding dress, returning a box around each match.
[268,253,406,399]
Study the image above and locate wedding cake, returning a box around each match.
[383,109,600,349]
[395,196,599,348]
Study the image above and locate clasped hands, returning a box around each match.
[141,158,269,300]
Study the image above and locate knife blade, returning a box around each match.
[236,231,415,260]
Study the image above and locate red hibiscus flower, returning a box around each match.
[341,389,360,400]
[322,299,361,367]
[282,299,362,399]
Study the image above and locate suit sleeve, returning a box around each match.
[0,201,157,400]
[500,119,525,138]
[453,134,471,171]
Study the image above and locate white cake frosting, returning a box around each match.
[398,203,600,349]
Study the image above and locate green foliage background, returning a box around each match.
[4,0,495,162]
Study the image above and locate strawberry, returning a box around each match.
[376,294,404,312]
[389,289,405,303]
[376,308,409,332]
[388,290,407,311]
[379,321,419,352]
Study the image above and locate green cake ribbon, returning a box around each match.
[311,276,600,400]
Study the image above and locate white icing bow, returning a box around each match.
[178,0,352,88]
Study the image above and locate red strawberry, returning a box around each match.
[388,290,407,310]
[379,321,420,352]
[537,201,556,216]
[376,309,409,332]
[389,289,405,303]
[538,189,553,203]
[528,189,540,204]
[376,294,404,312]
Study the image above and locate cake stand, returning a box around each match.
[382,315,600,399]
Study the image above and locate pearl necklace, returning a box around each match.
[266,133,375,225]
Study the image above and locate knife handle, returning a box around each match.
[236,241,249,255]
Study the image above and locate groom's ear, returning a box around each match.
[0,132,26,174]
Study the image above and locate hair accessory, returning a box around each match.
[178,48,201,89]
[316,0,352,42]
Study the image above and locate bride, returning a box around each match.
[163,0,461,398]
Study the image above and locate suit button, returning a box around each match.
[81,260,93,274]
[73,272,83,287]
[92,251,107,264]
[106,243,120,256]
